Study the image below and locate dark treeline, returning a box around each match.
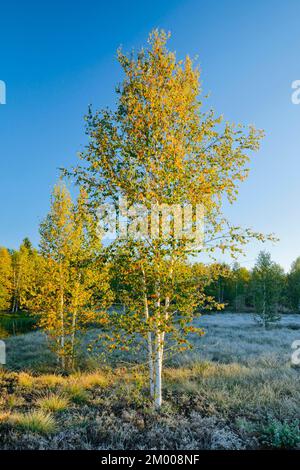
[1,239,299,317]
[207,252,300,317]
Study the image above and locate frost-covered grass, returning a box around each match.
[1,313,299,449]
[6,313,300,370]
[175,312,300,367]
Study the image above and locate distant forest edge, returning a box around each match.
[1,238,300,318]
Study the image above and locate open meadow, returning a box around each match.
[1,313,299,450]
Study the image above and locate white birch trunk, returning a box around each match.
[141,267,154,397]
[59,263,65,369]
[154,332,163,408]
[70,276,81,369]
[70,309,77,369]
[153,259,173,408]
[148,332,155,398]
[153,281,163,408]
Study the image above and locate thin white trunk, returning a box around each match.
[59,263,65,369]
[148,332,155,398]
[70,309,77,369]
[154,332,163,408]
[70,276,81,369]
[154,295,170,408]
[153,258,174,408]
[154,282,163,408]
[141,267,154,397]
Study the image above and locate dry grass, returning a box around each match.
[63,383,90,404]
[0,412,10,424]
[9,410,56,434]
[0,361,299,448]
[68,371,111,390]
[35,374,65,389]
[17,372,34,388]
[0,313,299,449]
[5,394,25,409]
[36,393,70,413]
[165,362,249,381]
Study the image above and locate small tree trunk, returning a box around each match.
[70,309,77,369]
[59,264,65,369]
[11,270,16,313]
[141,267,154,397]
[263,282,267,329]
[154,332,163,408]
[11,296,16,313]
[11,268,19,313]
[148,332,154,398]
[70,276,81,369]
[153,260,172,408]
[153,280,162,408]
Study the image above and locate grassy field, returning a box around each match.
[0,313,300,450]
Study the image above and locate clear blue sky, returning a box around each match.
[0,0,299,271]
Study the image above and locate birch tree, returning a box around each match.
[0,247,13,311]
[66,30,274,406]
[10,239,37,313]
[30,184,112,368]
[107,247,222,404]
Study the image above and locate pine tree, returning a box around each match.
[287,257,300,312]
[252,251,284,327]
